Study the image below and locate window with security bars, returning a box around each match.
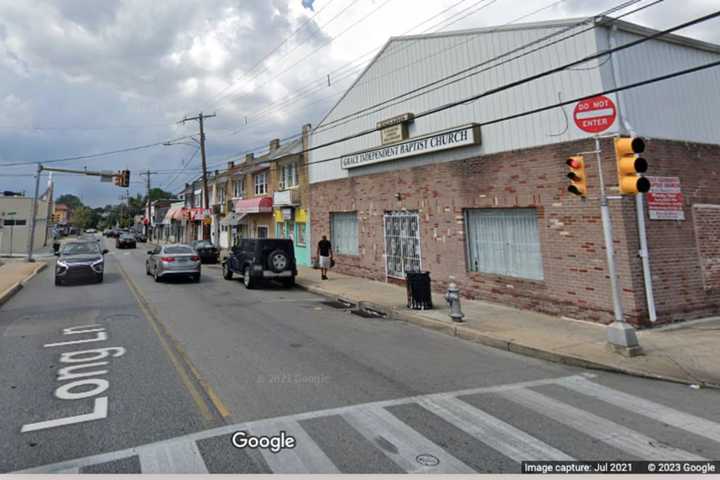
[331,212,358,255]
[465,208,544,280]
[384,212,421,278]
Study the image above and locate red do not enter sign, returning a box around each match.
[573,95,617,134]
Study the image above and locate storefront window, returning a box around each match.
[257,225,269,239]
[331,212,358,255]
[297,223,306,246]
[465,208,543,280]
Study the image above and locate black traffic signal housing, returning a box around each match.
[566,155,587,197]
[614,137,650,194]
[114,170,130,188]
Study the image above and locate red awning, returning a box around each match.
[169,207,187,220]
[233,196,273,214]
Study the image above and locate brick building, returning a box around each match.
[308,17,720,326]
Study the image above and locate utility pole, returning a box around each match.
[26,163,42,262]
[141,169,151,239]
[179,112,215,240]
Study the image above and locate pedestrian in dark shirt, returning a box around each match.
[317,235,333,280]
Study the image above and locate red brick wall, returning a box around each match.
[310,138,720,326]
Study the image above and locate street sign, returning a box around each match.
[573,95,617,134]
[646,176,685,220]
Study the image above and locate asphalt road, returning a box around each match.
[2,237,720,473]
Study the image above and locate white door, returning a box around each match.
[383,212,421,278]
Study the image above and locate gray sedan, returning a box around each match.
[146,244,201,282]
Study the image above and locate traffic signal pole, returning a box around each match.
[26,163,43,262]
[25,165,129,261]
[593,136,641,354]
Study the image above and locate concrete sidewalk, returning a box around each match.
[295,266,720,388]
[0,260,48,307]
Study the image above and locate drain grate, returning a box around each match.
[321,300,356,309]
[351,309,386,319]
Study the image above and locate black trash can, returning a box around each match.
[406,271,433,310]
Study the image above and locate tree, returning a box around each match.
[148,188,174,202]
[55,194,83,210]
[70,206,97,230]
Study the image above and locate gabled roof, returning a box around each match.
[315,15,720,129]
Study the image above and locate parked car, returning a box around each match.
[84,228,97,234]
[146,244,201,282]
[191,240,219,264]
[222,238,296,288]
[134,232,147,243]
[116,233,136,249]
[54,241,108,286]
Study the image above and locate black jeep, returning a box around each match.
[222,238,297,288]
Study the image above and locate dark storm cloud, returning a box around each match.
[0,0,334,205]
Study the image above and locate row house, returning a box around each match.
[192,125,312,265]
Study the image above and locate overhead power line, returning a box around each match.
[225,0,642,138]
[208,0,365,109]
[260,9,720,168]
[0,134,199,168]
[205,0,342,108]
[312,0,659,136]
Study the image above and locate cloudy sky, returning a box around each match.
[0,0,717,206]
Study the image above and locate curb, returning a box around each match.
[296,280,719,389]
[0,263,47,307]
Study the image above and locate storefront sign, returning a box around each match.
[380,124,407,145]
[190,208,211,221]
[376,113,414,129]
[646,176,685,220]
[341,124,480,169]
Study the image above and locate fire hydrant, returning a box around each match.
[445,277,464,322]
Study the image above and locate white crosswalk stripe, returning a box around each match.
[342,405,475,473]
[138,440,208,473]
[498,387,706,461]
[417,395,574,461]
[250,419,340,473]
[14,374,720,474]
[558,376,720,444]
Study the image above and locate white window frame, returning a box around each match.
[279,163,298,190]
[254,172,268,195]
[464,208,544,281]
[331,212,359,256]
[233,177,245,198]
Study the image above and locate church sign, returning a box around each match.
[341,124,481,169]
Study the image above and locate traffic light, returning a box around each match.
[614,137,650,194]
[566,155,587,197]
[113,170,130,188]
[120,170,130,188]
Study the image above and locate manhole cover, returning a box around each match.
[416,454,440,467]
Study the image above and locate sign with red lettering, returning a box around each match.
[573,95,617,134]
[646,176,685,220]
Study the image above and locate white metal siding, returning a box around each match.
[606,29,720,144]
[310,24,606,184]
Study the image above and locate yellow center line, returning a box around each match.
[114,254,231,421]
